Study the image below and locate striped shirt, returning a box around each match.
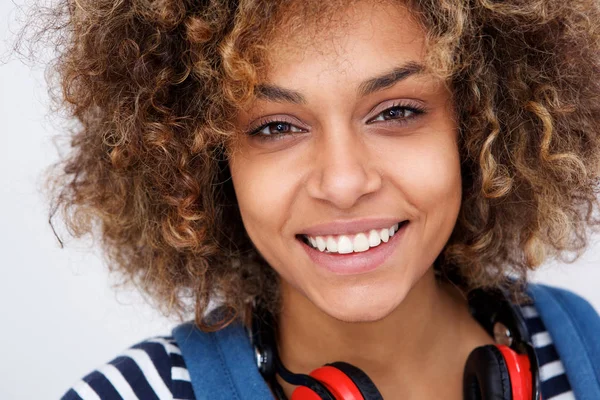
[520,305,575,400]
[62,304,575,400]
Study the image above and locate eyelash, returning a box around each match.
[246,102,426,140]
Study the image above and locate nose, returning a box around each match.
[305,125,382,209]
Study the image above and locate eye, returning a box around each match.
[248,119,307,139]
[367,104,425,124]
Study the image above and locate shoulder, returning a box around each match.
[528,283,598,310]
[526,283,600,342]
[61,336,196,400]
[526,283,600,398]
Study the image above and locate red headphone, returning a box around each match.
[251,288,541,400]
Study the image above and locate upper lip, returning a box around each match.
[299,217,407,237]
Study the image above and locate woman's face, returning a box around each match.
[229,1,462,322]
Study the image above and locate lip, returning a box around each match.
[298,221,409,275]
[299,217,406,237]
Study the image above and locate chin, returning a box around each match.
[316,288,405,324]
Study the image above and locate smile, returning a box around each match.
[301,221,408,254]
[297,220,409,275]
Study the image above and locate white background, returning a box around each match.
[1,1,599,399]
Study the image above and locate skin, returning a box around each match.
[229,2,494,398]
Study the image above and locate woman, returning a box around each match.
[38,0,600,399]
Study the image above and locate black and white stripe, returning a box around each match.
[520,305,575,400]
[62,304,576,400]
[62,337,194,400]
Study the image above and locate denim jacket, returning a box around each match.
[172,283,600,400]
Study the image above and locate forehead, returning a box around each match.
[263,1,426,85]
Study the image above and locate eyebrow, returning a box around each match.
[254,61,425,105]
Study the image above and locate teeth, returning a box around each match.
[368,230,381,247]
[304,222,404,254]
[326,236,338,252]
[316,236,327,252]
[353,233,370,252]
[380,228,389,243]
[338,235,353,254]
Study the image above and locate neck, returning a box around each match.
[274,268,493,398]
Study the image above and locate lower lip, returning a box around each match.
[298,222,408,275]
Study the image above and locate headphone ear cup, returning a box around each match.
[326,362,383,400]
[291,386,330,400]
[302,362,383,400]
[463,345,512,400]
[303,364,364,400]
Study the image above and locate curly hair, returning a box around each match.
[32,0,600,330]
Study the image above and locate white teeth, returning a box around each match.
[326,236,338,252]
[368,229,381,247]
[305,222,405,254]
[337,235,353,254]
[353,233,370,252]
[380,228,389,243]
[316,236,327,252]
[389,223,399,237]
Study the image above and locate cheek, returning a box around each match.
[381,131,462,217]
[228,153,297,244]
